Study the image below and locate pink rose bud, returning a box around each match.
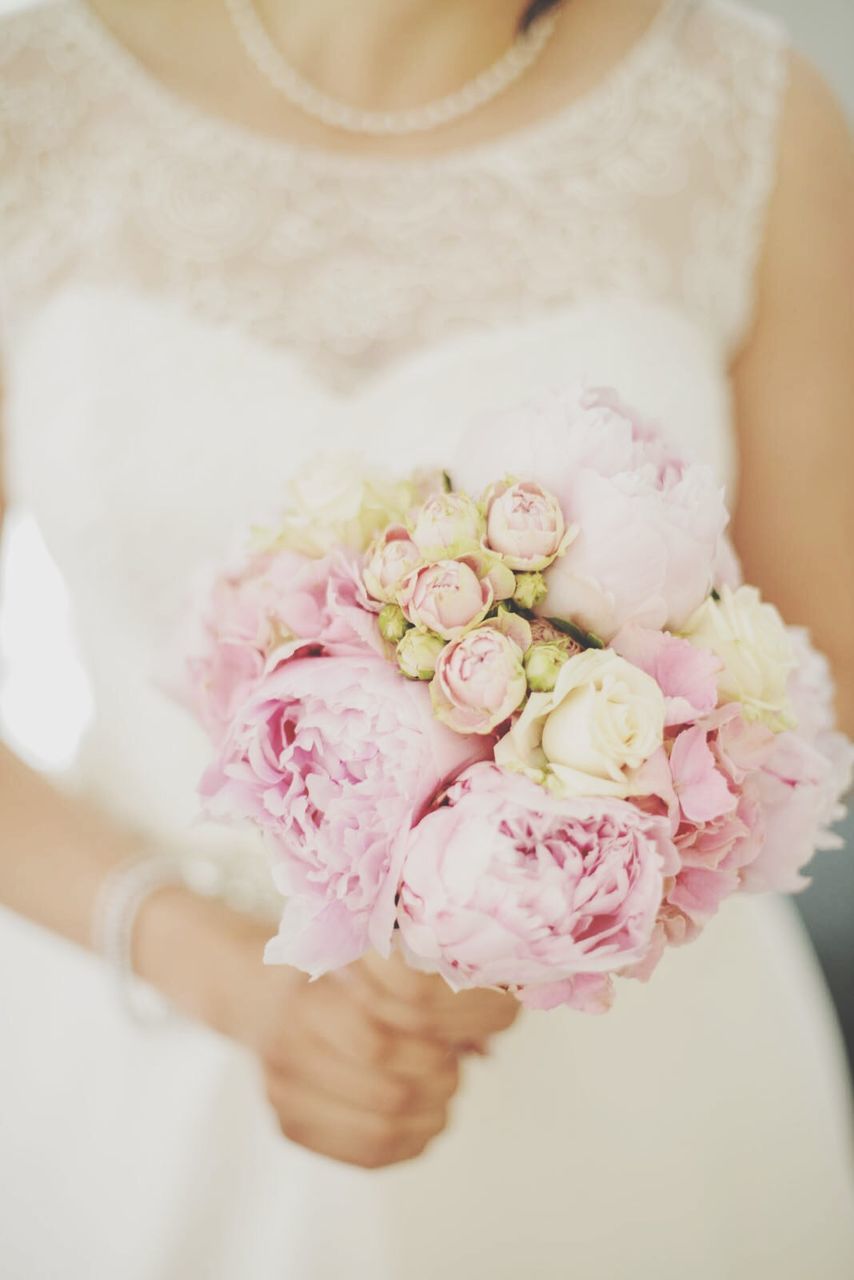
[362,524,422,604]
[397,629,446,680]
[484,606,533,653]
[378,603,408,644]
[430,626,528,735]
[398,559,493,642]
[410,492,485,559]
[513,570,548,610]
[485,480,569,571]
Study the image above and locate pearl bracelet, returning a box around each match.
[91,852,186,1026]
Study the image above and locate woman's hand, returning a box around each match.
[135,887,465,1169]
[240,964,462,1169]
[342,948,520,1053]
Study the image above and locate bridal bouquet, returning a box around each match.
[181,386,852,1013]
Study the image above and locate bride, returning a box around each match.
[1,0,853,1276]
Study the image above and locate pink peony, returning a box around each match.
[484,480,569,571]
[183,558,276,743]
[200,654,485,975]
[303,551,389,660]
[184,547,365,744]
[455,385,727,641]
[397,763,676,1011]
[430,626,527,735]
[398,558,493,641]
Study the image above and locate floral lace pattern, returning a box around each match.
[0,0,787,392]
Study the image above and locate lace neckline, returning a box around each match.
[68,0,690,175]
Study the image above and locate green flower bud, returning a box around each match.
[524,641,570,693]
[513,571,548,611]
[397,629,446,680]
[378,603,408,645]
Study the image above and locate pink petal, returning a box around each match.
[612,624,720,726]
[518,973,615,1014]
[670,726,737,824]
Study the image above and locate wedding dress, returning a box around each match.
[1,1,853,1276]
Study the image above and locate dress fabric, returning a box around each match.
[1,2,853,1277]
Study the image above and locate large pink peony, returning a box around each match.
[184,547,383,743]
[397,763,676,1012]
[454,385,727,641]
[200,654,485,976]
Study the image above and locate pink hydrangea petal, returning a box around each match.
[670,725,737,824]
[612,624,721,726]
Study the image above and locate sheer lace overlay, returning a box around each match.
[1,0,787,392]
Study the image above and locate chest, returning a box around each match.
[4,285,734,646]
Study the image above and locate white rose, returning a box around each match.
[680,585,796,731]
[267,457,417,557]
[494,649,665,798]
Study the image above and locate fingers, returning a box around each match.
[296,975,456,1080]
[284,1027,459,1118]
[359,949,449,1004]
[265,1071,447,1170]
[344,954,520,1046]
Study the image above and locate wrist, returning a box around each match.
[133,884,273,1038]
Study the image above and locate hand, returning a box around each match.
[237,964,462,1170]
[342,947,520,1053]
[136,888,461,1169]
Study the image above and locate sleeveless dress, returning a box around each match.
[1,2,853,1276]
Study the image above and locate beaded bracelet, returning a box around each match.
[91,852,185,1026]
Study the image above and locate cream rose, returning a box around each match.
[495,649,665,797]
[268,458,418,557]
[679,585,796,731]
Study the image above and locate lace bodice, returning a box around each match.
[0,0,787,393]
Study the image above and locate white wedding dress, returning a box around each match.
[1,1,853,1276]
